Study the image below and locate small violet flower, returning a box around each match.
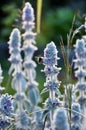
[0,93,14,117]
[42,41,61,97]
[8,28,22,75]
[0,118,11,129]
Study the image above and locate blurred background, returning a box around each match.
[0,0,86,99]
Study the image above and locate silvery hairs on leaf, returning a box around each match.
[73,38,86,110]
[71,103,81,130]
[0,93,14,129]
[15,109,30,130]
[41,41,62,130]
[42,41,61,97]
[8,28,22,75]
[53,108,70,130]
[22,2,40,106]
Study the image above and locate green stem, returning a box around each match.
[69,86,72,130]
[37,0,42,33]
[42,116,47,130]
[5,74,12,93]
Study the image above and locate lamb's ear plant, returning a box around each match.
[0,65,14,130]
[0,1,86,130]
[72,29,86,130]
[22,4,43,129]
[59,16,86,130]
[22,2,40,108]
[8,2,42,130]
[41,41,63,129]
[73,39,86,110]
[59,17,77,129]
[71,103,81,130]
[8,28,30,130]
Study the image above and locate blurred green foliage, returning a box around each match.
[36,8,75,46]
[0,1,84,46]
[1,3,18,41]
[2,5,75,45]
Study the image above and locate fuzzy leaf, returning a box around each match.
[24,100,32,112]
[41,88,48,95]
[54,88,61,96]
[28,87,40,106]
[12,73,27,92]
[41,109,49,121]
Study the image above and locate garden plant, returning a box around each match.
[0,1,86,130]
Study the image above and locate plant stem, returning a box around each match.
[37,0,42,33]
[49,90,54,130]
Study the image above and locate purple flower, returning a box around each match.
[44,80,60,91]
[0,118,11,129]
[43,41,59,66]
[22,2,34,22]
[0,94,14,117]
[8,28,21,50]
[8,28,22,75]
